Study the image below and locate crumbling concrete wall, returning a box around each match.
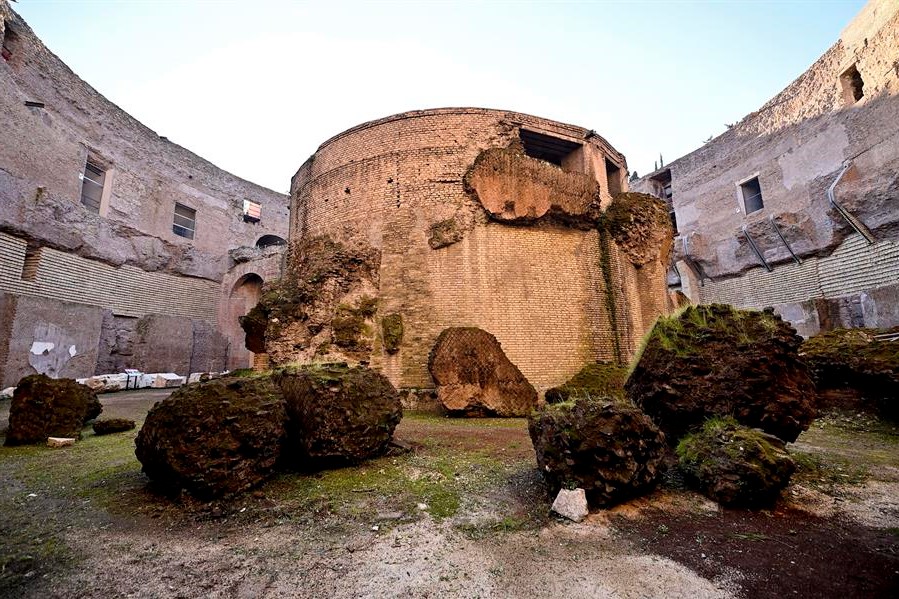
[636,0,899,335]
[285,108,671,391]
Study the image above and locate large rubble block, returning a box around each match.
[676,417,796,507]
[275,364,402,467]
[5,374,102,446]
[464,142,603,228]
[428,327,537,417]
[528,397,666,507]
[240,236,381,365]
[135,378,287,499]
[626,304,817,443]
[801,326,899,419]
[603,192,673,266]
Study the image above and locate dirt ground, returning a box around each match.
[0,390,896,598]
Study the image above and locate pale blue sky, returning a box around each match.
[14,0,866,192]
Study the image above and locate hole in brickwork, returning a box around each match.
[21,243,42,281]
[605,158,622,196]
[345,187,351,194]
[1,23,20,63]
[519,129,581,168]
[839,64,864,105]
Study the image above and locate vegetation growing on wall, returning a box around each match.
[381,313,404,354]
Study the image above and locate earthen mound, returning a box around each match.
[626,304,816,443]
[528,397,666,507]
[275,363,402,467]
[544,362,628,404]
[677,417,796,507]
[428,327,538,417]
[5,375,102,446]
[93,418,136,435]
[135,378,287,499]
[801,326,899,419]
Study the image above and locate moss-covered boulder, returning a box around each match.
[5,374,102,446]
[429,327,538,417]
[275,363,402,467]
[93,418,136,435]
[544,362,628,404]
[135,377,287,499]
[801,327,899,419]
[528,397,667,507]
[677,417,796,507]
[626,304,816,443]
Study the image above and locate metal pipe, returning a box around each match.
[769,216,802,264]
[827,161,875,244]
[742,225,772,272]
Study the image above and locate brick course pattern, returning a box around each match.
[290,108,670,391]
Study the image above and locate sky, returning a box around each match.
[13,0,866,193]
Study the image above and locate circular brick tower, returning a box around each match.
[283,108,672,391]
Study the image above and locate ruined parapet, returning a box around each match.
[283,108,672,392]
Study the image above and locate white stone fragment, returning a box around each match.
[0,387,15,399]
[153,373,185,388]
[551,488,589,523]
[47,437,76,448]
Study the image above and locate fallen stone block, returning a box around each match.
[6,375,102,446]
[93,418,137,435]
[187,372,216,384]
[551,488,588,522]
[47,437,76,448]
[0,387,15,399]
[138,374,156,389]
[153,373,185,388]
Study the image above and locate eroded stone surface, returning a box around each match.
[626,304,817,443]
[5,374,102,446]
[677,418,796,507]
[551,488,589,522]
[529,397,666,507]
[135,377,287,499]
[429,327,537,417]
[464,143,603,227]
[275,364,402,466]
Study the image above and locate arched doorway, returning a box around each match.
[256,235,287,248]
[227,273,263,370]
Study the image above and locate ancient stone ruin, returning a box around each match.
[249,109,674,398]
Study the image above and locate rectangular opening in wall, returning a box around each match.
[740,177,764,214]
[839,64,864,105]
[519,129,582,169]
[173,203,196,239]
[605,158,622,196]
[21,243,41,281]
[243,199,261,223]
[80,159,105,213]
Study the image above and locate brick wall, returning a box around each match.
[291,108,670,391]
[697,233,899,309]
[0,232,218,321]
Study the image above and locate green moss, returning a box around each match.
[381,313,404,354]
[545,362,628,403]
[597,228,623,364]
[331,297,380,350]
[427,218,464,249]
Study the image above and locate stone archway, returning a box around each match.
[226,273,263,370]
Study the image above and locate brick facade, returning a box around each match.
[290,108,671,391]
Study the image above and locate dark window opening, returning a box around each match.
[256,234,286,248]
[80,159,105,213]
[2,24,19,62]
[605,158,622,196]
[740,177,764,214]
[840,64,865,104]
[173,203,196,239]
[519,129,582,169]
[21,243,41,281]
